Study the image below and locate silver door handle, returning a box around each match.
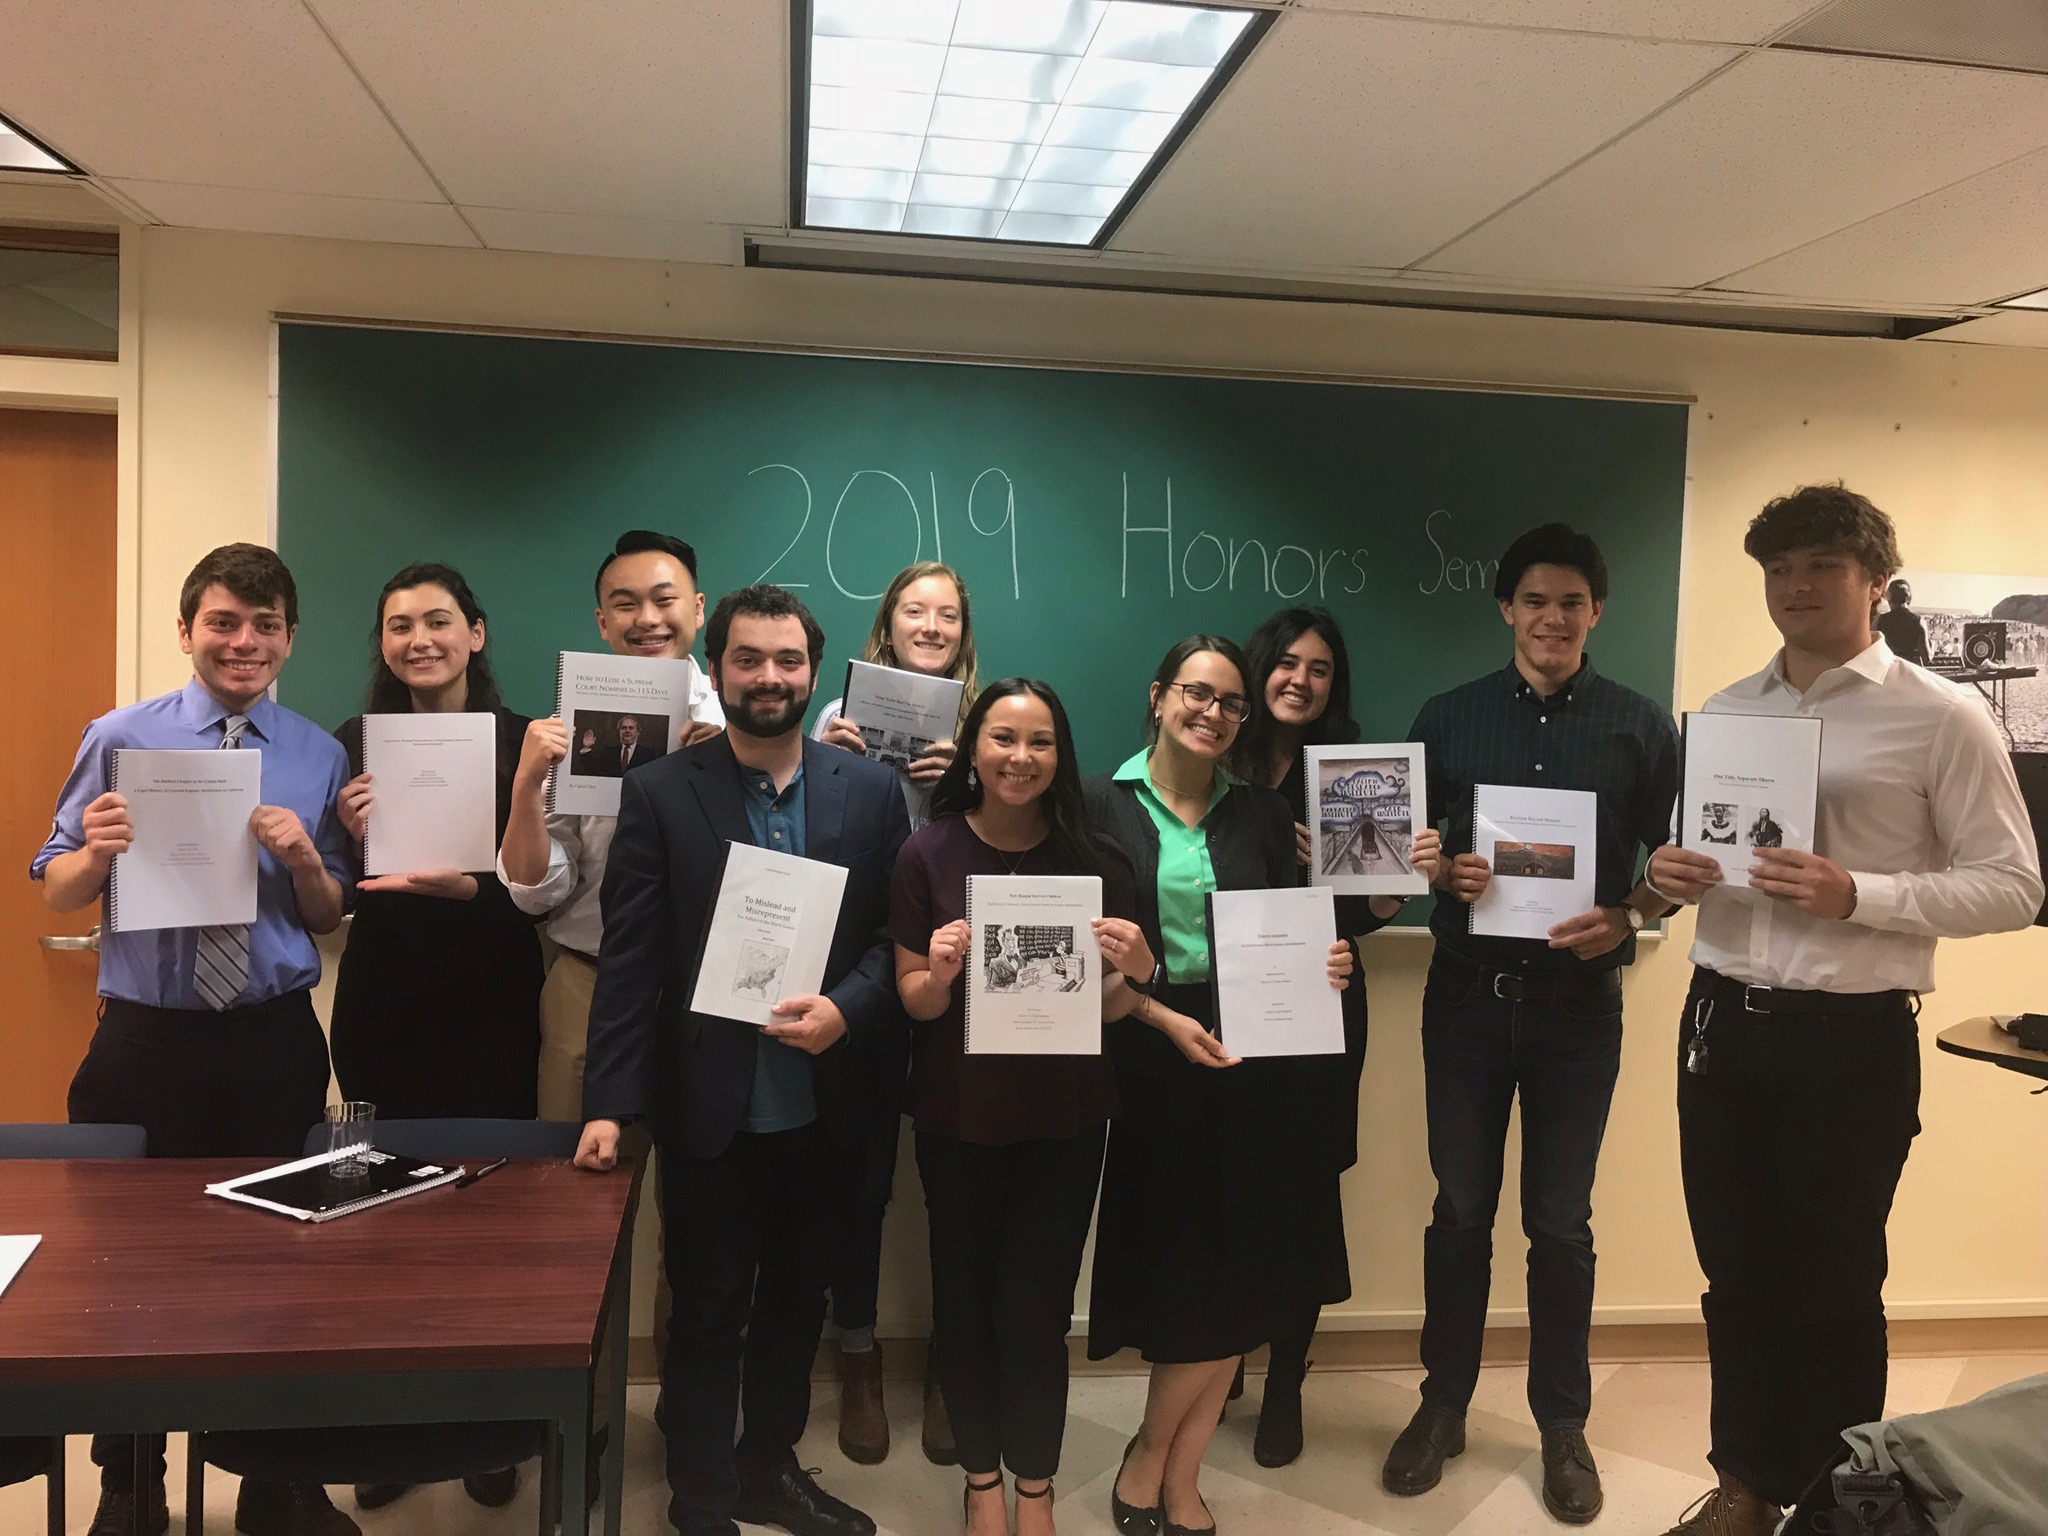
[40,925,99,952]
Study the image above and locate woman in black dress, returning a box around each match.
[892,678,1156,1536]
[1084,635,1355,1536]
[1228,607,1443,1465]
[330,561,544,1120]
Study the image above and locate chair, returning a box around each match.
[0,1121,149,1534]
[187,1119,583,1536]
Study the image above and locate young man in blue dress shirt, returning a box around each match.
[33,543,358,1536]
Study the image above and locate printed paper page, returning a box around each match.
[0,1235,39,1299]
[1305,743,1428,897]
[107,748,261,932]
[551,652,697,817]
[1681,713,1823,889]
[362,712,498,875]
[841,660,965,773]
[690,843,850,1027]
[1210,885,1343,1058]
[1469,784,1598,941]
[964,875,1102,1056]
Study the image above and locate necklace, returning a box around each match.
[1147,766,1211,801]
[968,811,1039,873]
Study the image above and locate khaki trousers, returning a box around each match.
[542,950,673,1372]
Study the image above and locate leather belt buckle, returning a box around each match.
[1492,974,1523,1002]
[1743,984,1773,1013]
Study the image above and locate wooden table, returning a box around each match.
[0,1157,635,1536]
[1936,1017,2048,1083]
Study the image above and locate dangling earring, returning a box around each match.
[967,766,980,791]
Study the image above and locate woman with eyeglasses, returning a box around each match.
[1083,635,1356,1536]
[1227,607,1444,1465]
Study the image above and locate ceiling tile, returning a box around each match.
[106,180,478,249]
[1112,9,1735,268]
[1920,310,2048,347]
[1420,49,2048,291]
[464,206,737,264]
[1298,0,1830,45]
[305,0,787,226]
[1712,147,2048,307]
[0,0,438,199]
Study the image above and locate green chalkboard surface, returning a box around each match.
[277,320,1686,789]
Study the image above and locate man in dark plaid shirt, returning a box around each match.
[1381,524,1679,1526]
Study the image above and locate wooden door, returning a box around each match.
[2,407,116,1120]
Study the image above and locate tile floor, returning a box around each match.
[9,1354,2042,1535]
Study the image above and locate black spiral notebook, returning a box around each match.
[206,1148,466,1223]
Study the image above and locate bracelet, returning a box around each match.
[1642,872,1688,909]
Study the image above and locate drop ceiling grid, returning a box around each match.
[1415,47,2048,290]
[303,0,788,228]
[1291,0,1837,46]
[1111,8,1739,269]
[0,0,441,201]
[1709,145,2048,307]
[98,181,479,249]
[462,207,738,265]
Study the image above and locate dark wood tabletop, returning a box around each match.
[0,1157,635,1385]
[1936,1017,2048,1083]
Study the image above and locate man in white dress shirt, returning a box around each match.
[1646,485,2042,1536]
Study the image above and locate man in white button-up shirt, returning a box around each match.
[1646,486,2042,1536]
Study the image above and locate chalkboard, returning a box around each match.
[276,321,1687,860]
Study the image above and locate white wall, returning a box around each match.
[89,223,2048,1334]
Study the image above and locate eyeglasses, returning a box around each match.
[1165,681,1250,723]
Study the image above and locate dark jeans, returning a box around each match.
[660,1120,860,1535]
[1677,969,1921,1506]
[916,1127,1106,1480]
[827,1101,902,1338]
[1418,958,1624,1430]
[69,993,331,1491]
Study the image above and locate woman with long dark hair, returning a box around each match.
[1228,607,1442,1465]
[893,678,1156,1536]
[1084,635,1357,1536]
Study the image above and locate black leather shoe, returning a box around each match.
[1254,1366,1306,1467]
[1381,1400,1466,1496]
[732,1456,877,1536]
[1111,1435,1161,1536]
[87,1484,170,1536]
[465,1465,519,1507]
[235,1479,363,1536]
[352,1483,411,1510]
[1162,1493,1217,1536]
[1541,1427,1603,1524]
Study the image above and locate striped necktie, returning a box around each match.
[193,713,252,1012]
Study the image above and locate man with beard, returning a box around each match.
[576,584,910,1536]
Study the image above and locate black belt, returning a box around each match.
[1694,967,1915,1017]
[1431,949,1621,1006]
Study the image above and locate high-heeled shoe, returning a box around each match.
[963,1472,1004,1532]
[1112,1435,1161,1536]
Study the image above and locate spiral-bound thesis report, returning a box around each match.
[549,651,698,817]
[361,712,498,875]
[106,748,261,933]
[690,843,849,1027]
[964,874,1102,1056]
[1469,783,1597,940]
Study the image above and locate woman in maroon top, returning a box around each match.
[893,678,1155,1536]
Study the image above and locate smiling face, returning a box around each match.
[972,692,1058,812]
[1763,545,1886,658]
[1151,648,1247,764]
[889,574,963,677]
[1264,627,1335,730]
[178,583,294,710]
[1500,563,1602,683]
[595,550,704,660]
[713,613,815,739]
[379,582,483,700]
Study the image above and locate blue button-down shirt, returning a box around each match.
[31,679,353,1009]
[736,760,819,1134]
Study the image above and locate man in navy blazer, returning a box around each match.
[577,585,909,1536]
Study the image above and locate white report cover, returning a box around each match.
[690,843,850,1027]
[964,874,1102,1056]
[549,651,697,817]
[105,748,261,932]
[840,659,965,773]
[1469,784,1598,941]
[1208,885,1343,1058]
[1304,742,1429,897]
[1681,712,1823,889]
[361,712,498,875]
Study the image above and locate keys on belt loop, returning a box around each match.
[1686,997,1714,1075]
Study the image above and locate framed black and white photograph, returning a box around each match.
[1304,743,1428,897]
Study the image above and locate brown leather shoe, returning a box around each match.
[1658,1475,1783,1536]
[1540,1427,1603,1524]
[836,1341,890,1464]
[921,1338,958,1466]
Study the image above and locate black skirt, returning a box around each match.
[1088,983,1352,1364]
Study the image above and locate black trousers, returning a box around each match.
[68,992,331,1490]
[916,1127,1107,1481]
[1676,969,1921,1507]
[659,1121,860,1536]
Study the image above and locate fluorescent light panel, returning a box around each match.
[803,0,1256,245]
[0,113,73,173]
[2000,286,2048,310]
